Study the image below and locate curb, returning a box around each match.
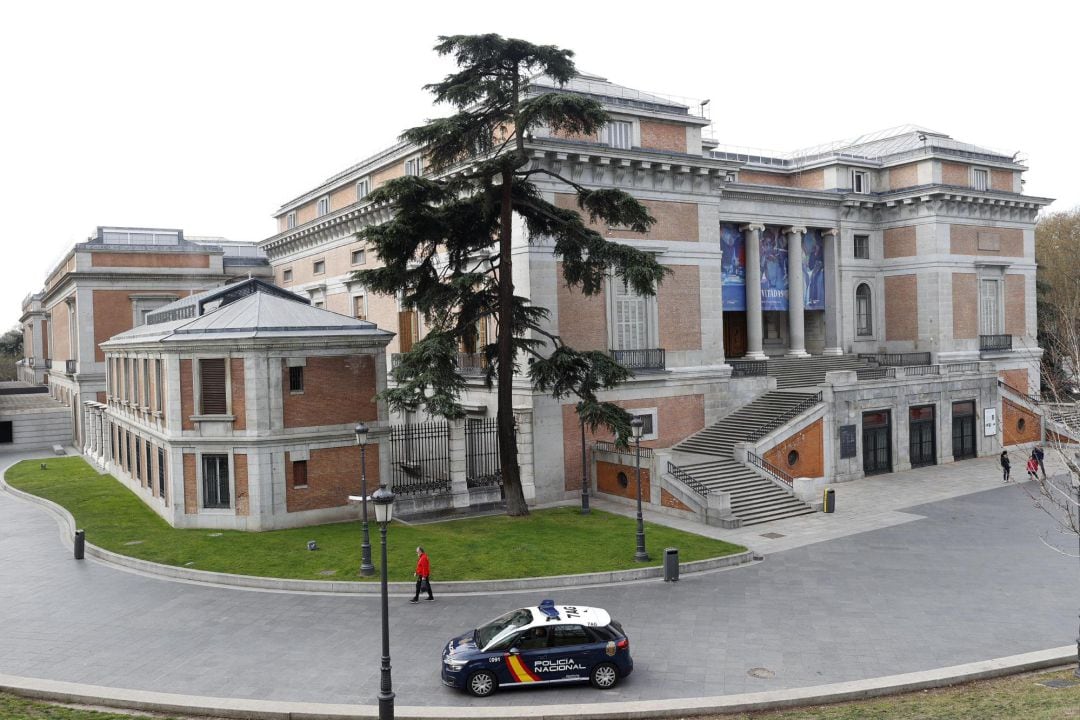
[1,647,1074,719]
[0,475,754,595]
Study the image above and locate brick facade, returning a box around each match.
[1004,274,1026,336]
[231,358,246,430]
[183,453,196,514]
[1002,398,1040,446]
[888,163,919,190]
[639,120,687,153]
[90,252,210,268]
[952,273,978,340]
[658,265,701,351]
[596,460,650,502]
[949,225,1023,256]
[554,194,699,242]
[764,418,825,479]
[999,369,1029,395]
[555,264,607,351]
[282,355,378,429]
[180,359,195,430]
[285,444,380,513]
[883,226,917,258]
[884,275,918,341]
[661,488,693,512]
[234,454,249,516]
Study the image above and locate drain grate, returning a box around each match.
[1039,679,1080,689]
[748,667,775,679]
[318,570,338,577]
[760,532,785,539]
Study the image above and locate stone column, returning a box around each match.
[785,226,810,358]
[448,418,470,510]
[514,408,536,502]
[741,223,767,360]
[822,228,844,356]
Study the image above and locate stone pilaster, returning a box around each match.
[785,226,809,357]
[513,408,536,502]
[822,228,844,356]
[741,223,767,360]
[448,418,470,509]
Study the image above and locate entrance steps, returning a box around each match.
[671,391,819,526]
[765,354,872,389]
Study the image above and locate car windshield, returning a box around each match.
[476,608,533,648]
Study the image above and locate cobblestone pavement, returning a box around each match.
[0,452,1076,709]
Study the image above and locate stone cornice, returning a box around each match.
[841,190,1045,224]
[260,200,393,259]
[526,146,734,196]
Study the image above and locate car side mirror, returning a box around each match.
[508,647,520,655]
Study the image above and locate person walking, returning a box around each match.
[1033,445,1046,479]
[411,546,434,603]
[1025,453,1040,482]
[1000,450,1011,482]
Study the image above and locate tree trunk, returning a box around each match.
[497,165,528,515]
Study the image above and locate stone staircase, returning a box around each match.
[671,391,819,526]
[767,354,872,389]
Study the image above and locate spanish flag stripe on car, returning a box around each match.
[506,654,540,683]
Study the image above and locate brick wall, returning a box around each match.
[942,161,969,186]
[737,170,792,187]
[763,418,824,478]
[90,252,209,269]
[791,169,825,190]
[1004,274,1026,336]
[48,298,70,361]
[231,358,246,430]
[885,275,918,341]
[554,194,699,242]
[883,226,917,258]
[888,163,919,190]
[952,273,978,340]
[371,161,405,188]
[180,359,194,430]
[556,263,607,351]
[561,394,704,491]
[949,225,1023,256]
[661,488,692,512]
[1002,399,1040,446]
[282,355,378,428]
[596,460,650,502]
[234,454,249,516]
[639,120,686,153]
[285,444,380,512]
[183,453,197,514]
[991,169,1014,192]
[999,369,1028,395]
[658,265,701,351]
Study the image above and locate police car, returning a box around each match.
[441,600,633,697]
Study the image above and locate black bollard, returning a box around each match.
[74,530,85,560]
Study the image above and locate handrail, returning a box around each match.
[858,352,931,367]
[610,348,666,371]
[593,440,654,458]
[746,451,793,487]
[746,392,822,442]
[730,360,768,377]
[666,461,709,497]
[998,379,1041,406]
[856,367,895,381]
[980,334,1013,352]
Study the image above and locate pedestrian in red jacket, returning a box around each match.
[1026,454,1040,482]
[411,546,434,603]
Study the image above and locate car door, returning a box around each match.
[501,627,551,685]
[547,624,593,681]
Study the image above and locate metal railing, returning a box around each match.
[666,461,709,497]
[858,352,931,367]
[465,418,501,488]
[456,352,488,376]
[856,367,896,381]
[388,422,452,496]
[593,440,654,458]
[611,348,666,371]
[945,361,982,374]
[998,379,1041,406]
[65,359,77,375]
[980,334,1013,352]
[746,392,823,442]
[730,360,768,377]
[746,451,793,487]
[903,364,941,377]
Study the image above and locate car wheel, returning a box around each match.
[467,669,498,697]
[590,662,619,689]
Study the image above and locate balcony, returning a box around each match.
[611,348,666,372]
[65,359,77,375]
[456,352,488,376]
[980,334,1012,353]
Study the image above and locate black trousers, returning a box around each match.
[413,576,433,600]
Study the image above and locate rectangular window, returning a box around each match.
[313,260,325,275]
[286,211,297,229]
[972,168,989,191]
[405,157,424,176]
[398,310,419,352]
[198,358,227,415]
[351,249,366,265]
[158,447,167,501]
[142,359,150,408]
[603,121,632,149]
[145,441,152,490]
[135,437,142,481]
[289,366,304,392]
[612,280,649,350]
[980,279,1001,335]
[353,295,366,320]
[0,421,12,444]
[282,268,293,283]
[852,170,869,194]
[356,179,369,201]
[125,431,132,473]
[155,359,164,413]
[316,196,330,216]
[202,454,230,509]
[856,288,873,336]
[293,460,308,488]
[853,234,870,259]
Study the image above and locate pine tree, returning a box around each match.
[355,35,668,515]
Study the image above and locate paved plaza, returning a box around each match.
[0,450,1077,715]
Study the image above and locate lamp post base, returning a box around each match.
[378,689,395,720]
[634,552,650,562]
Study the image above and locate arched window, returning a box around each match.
[856,284,873,336]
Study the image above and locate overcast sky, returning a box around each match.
[3,0,1075,330]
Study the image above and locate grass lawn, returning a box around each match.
[5,457,743,582]
[2,668,1077,719]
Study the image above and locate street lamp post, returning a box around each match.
[372,483,396,720]
[356,423,374,577]
[631,418,649,562]
[578,402,590,515]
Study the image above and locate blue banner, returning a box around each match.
[760,225,788,311]
[720,223,745,310]
[802,229,824,310]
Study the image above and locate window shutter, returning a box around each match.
[199,358,227,415]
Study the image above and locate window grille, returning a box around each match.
[202,454,230,508]
[856,284,873,336]
[853,234,870,259]
[289,366,304,393]
[612,281,648,350]
[293,460,308,487]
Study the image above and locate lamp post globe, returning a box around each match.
[355,423,374,577]
[630,417,649,562]
[371,483,395,720]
